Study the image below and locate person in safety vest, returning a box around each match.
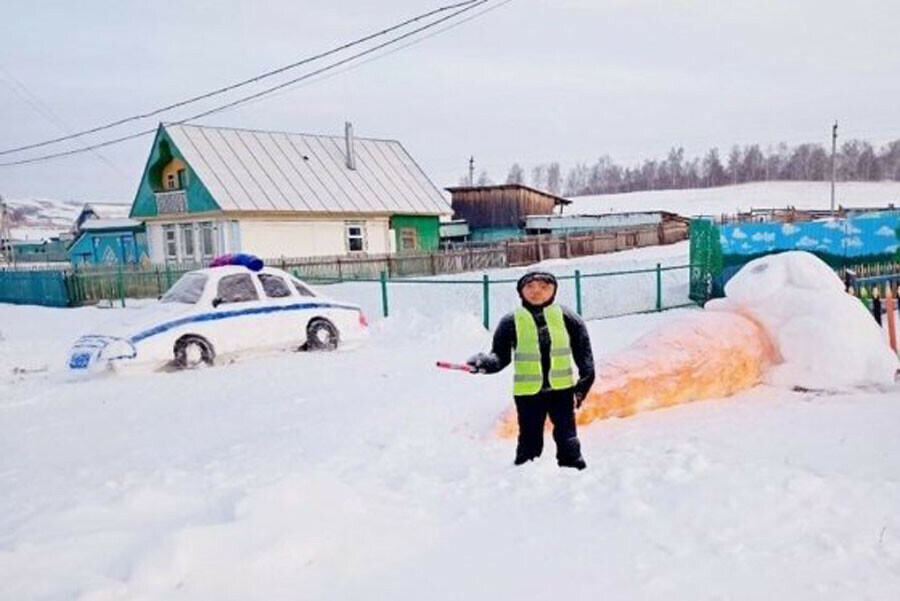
[467,270,595,469]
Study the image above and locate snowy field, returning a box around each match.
[2,250,899,599]
[321,241,692,328]
[567,180,900,217]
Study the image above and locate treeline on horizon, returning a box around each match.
[462,139,900,198]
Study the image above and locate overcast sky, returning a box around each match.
[1,0,898,202]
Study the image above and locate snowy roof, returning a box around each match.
[163,123,451,216]
[80,218,143,231]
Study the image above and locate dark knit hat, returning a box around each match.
[516,270,558,293]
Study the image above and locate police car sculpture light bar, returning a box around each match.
[209,254,264,271]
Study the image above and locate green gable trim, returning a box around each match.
[130,125,221,218]
[390,214,440,252]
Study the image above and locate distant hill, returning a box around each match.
[4,198,130,240]
[566,181,900,217]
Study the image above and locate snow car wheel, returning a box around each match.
[305,319,339,351]
[174,336,215,369]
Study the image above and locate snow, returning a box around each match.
[709,251,899,389]
[2,249,900,599]
[567,181,900,217]
[320,241,691,327]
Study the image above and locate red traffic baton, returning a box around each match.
[436,361,477,373]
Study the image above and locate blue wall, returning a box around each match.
[68,230,149,266]
[711,210,900,290]
[719,211,900,260]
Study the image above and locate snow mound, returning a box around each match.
[709,251,899,389]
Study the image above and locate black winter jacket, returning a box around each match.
[480,303,595,398]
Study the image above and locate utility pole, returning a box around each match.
[468,156,475,187]
[0,195,11,265]
[830,121,838,215]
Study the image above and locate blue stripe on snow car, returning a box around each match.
[129,302,359,344]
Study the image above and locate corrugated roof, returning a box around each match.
[164,123,450,216]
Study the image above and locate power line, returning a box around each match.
[0,65,131,180]
[0,0,481,157]
[0,0,497,168]
[231,0,516,111]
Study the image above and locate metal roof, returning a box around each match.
[164,123,450,216]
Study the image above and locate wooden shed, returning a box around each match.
[446,184,571,231]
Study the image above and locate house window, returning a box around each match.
[166,173,176,190]
[199,222,215,260]
[346,222,366,253]
[399,227,418,252]
[177,168,188,189]
[181,224,196,261]
[164,225,178,261]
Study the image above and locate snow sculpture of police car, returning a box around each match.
[68,254,368,371]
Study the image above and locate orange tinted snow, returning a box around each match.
[495,311,776,438]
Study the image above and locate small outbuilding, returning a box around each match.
[445,184,570,242]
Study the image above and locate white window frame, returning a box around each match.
[345,221,366,253]
[180,223,196,262]
[163,225,178,262]
[199,221,216,261]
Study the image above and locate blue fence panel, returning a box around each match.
[0,270,71,307]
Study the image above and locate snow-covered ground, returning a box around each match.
[2,251,899,599]
[567,181,900,217]
[321,241,692,327]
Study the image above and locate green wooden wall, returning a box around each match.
[391,215,440,252]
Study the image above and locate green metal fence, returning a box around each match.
[304,263,697,329]
[2,262,698,327]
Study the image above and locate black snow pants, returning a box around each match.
[514,388,584,467]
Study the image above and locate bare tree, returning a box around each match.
[476,169,493,186]
[505,163,525,185]
[546,162,562,195]
[727,146,742,185]
[564,163,590,196]
[531,164,548,190]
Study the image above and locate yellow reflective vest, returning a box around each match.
[513,304,575,396]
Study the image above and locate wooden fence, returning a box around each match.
[4,222,688,305]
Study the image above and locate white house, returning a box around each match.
[130,122,450,264]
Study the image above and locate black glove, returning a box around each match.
[574,389,586,409]
[466,353,490,374]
